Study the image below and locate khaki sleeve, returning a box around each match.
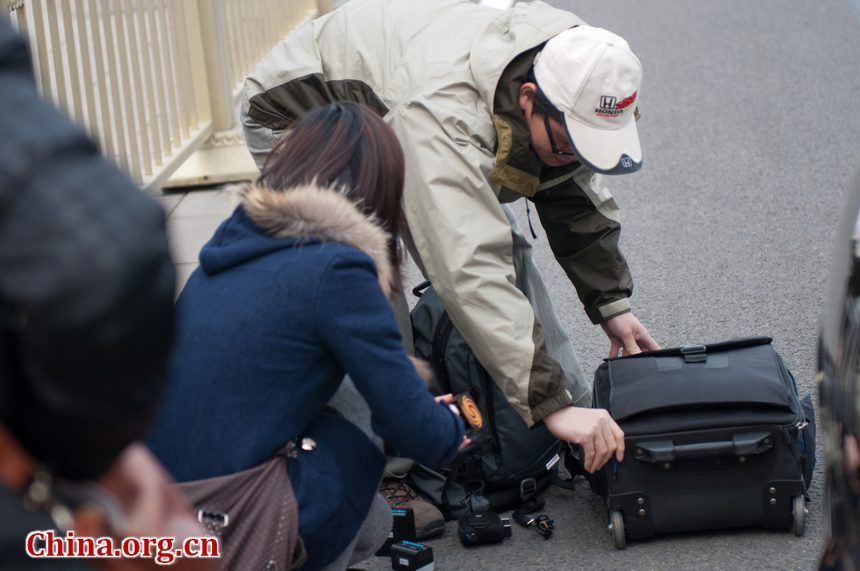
[530,167,633,324]
[389,103,572,427]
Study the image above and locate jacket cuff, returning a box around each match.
[530,388,574,426]
[587,298,631,325]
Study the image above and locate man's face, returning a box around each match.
[519,82,579,168]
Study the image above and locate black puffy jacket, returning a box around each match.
[0,19,175,481]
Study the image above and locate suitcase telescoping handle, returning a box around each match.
[632,431,774,463]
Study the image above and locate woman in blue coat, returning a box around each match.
[147,103,466,570]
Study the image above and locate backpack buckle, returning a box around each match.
[520,478,537,501]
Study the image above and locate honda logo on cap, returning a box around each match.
[596,92,634,118]
[621,158,633,168]
[600,96,617,109]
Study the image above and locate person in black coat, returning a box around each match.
[0,18,201,571]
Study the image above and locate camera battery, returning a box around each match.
[375,508,416,556]
[390,541,434,571]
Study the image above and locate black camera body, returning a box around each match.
[457,512,512,546]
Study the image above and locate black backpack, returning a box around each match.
[407,282,562,519]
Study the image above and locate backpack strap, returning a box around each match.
[430,313,455,392]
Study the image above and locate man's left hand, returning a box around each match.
[601,312,660,358]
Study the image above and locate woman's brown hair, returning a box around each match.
[259,103,405,284]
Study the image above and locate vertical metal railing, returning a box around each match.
[198,0,318,132]
[6,0,319,191]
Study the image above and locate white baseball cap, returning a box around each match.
[534,26,643,175]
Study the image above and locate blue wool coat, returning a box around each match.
[147,184,464,570]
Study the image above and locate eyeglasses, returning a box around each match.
[542,113,577,157]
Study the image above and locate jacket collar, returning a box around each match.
[489,45,544,197]
[241,183,394,296]
[489,47,587,198]
[465,3,584,197]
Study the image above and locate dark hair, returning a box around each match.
[259,102,406,286]
[527,68,565,120]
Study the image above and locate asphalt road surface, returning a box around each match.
[363,1,860,569]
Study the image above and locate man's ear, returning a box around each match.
[518,82,538,114]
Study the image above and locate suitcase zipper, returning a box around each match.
[773,352,805,427]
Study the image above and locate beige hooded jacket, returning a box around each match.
[241,0,635,426]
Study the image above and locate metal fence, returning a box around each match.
[6,0,318,191]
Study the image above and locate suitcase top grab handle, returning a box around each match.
[598,337,798,423]
[604,336,773,362]
[633,431,774,463]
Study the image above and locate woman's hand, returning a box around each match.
[434,393,461,417]
[434,393,472,452]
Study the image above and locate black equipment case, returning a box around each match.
[590,337,815,549]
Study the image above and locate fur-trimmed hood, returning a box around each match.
[199,183,394,296]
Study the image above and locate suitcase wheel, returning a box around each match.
[792,495,807,537]
[609,510,626,549]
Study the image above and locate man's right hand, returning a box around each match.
[543,407,624,473]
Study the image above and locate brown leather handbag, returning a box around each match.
[176,448,305,570]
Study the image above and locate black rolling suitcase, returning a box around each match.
[589,337,815,549]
